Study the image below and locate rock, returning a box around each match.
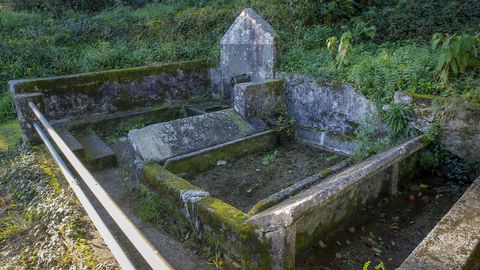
[279,73,377,155]
[118,136,127,142]
[394,91,413,105]
[216,160,227,166]
[421,195,431,204]
[319,240,327,248]
[391,216,400,222]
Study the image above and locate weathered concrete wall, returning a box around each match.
[399,176,480,270]
[220,8,277,99]
[233,79,286,120]
[394,91,480,163]
[278,73,377,154]
[10,60,217,142]
[247,136,428,269]
[142,164,272,269]
[128,109,260,163]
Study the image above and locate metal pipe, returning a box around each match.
[34,122,136,270]
[29,102,173,270]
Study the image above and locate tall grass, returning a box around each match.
[1,0,479,123]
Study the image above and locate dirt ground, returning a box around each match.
[190,143,344,213]
[296,175,469,270]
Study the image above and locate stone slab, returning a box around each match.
[76,131,117,170]
[295,126,357,155]
[399,177,480,270]
[58,129,84,158]
[128,109,258,163]
[394,91,480,163]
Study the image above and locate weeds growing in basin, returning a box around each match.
[261,150,279,166]
[363,260,386,270]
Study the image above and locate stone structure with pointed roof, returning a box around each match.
[220,8,278,99]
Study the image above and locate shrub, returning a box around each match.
[431,33,480,84]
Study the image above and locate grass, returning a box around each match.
[1,0,480,123]
[0,120,22,152]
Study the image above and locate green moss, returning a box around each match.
[320,168,334,175]
[142,163,272,268]
[197,197,272,269]
[39,155,62,195]
[14,60,215,94]
[166,131,278,176]
[247,199,280,216]
[59,104,182,135]
[143,163,201,200]
[0,120,22,152]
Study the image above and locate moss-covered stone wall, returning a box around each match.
[10,60,217,121]
[142,163,272,269]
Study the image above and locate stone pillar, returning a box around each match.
[233,79,286,120]
[11,92,44,144]
[220,8,278,100]
[264,226,296,270]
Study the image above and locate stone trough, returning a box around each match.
[9,7,480,270]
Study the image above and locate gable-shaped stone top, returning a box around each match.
[221,8,277,45]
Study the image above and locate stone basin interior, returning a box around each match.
[188,142,346,213]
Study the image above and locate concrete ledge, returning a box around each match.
[399,177,480,270]
[248,158,351,216]
[164,129,280,177]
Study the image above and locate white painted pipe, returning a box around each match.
[30,102,173,270]
[34,122,136,269]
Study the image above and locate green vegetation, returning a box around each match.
[261,150,279,166]
[0,120,22,152]
[1,0,480,123]
[0,147,101,268]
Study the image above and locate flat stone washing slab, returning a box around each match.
[128,109,258,163]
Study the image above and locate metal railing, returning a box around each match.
[29,102,173,270]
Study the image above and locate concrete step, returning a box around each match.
[58,129,85,158]
[75,131,117,170]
